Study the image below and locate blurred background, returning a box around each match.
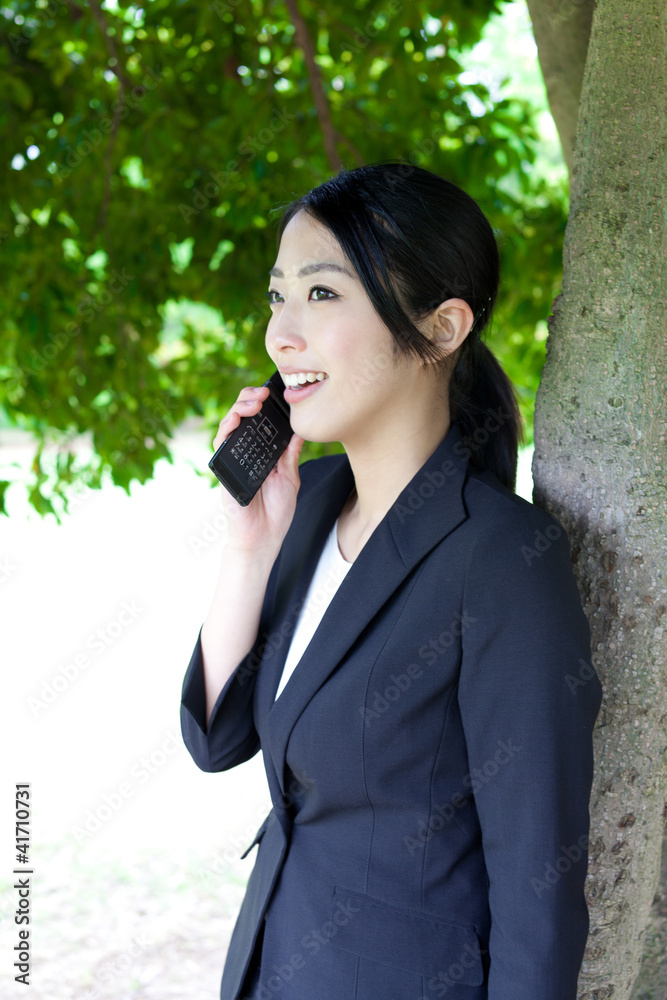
[1,0,567,996]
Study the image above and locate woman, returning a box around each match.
[181,162,602,1000]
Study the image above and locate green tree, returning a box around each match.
[1,0,563,517]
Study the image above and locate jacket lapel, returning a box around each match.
[258,421,470,795]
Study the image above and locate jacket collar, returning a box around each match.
[257,420,471,796]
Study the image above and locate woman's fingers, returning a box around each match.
[284,432,305,469]
[212,385,270,451]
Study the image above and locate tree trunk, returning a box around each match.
[630,827,667,999]
[524,0,595,175]
[531,0,667,996]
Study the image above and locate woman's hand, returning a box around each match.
[212,384,305,555]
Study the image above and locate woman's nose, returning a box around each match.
[266,304,307,353]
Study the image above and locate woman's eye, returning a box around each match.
[266,286,336,305]
[310,286,336,301]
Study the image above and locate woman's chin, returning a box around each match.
[293,429,336,445]
[289,415,340,445]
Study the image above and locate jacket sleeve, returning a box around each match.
[180,547,283,773]
[457,503,602,1000]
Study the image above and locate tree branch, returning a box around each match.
[284,0,344,171]
[87,0,132,91]
[336,129,364,167]
[524,0,595,176]
[94,96,124,235]
[87,0,129,235]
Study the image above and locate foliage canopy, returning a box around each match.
[1,0,566,516]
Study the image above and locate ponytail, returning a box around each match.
[449,337,523,493]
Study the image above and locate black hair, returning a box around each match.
[275,161,523,492]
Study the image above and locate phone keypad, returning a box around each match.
[230,416,280,482]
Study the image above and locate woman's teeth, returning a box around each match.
[283,372,328,388]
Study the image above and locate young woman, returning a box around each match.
[181,162,602,1000]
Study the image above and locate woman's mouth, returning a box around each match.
[281,372,328,404]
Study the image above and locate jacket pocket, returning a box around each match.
[329,886,484,986]
[240,812,272,859]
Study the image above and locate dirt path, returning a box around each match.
[2,842,249,999]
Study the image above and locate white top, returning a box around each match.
[274,517,353,700]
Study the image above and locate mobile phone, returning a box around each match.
[208,370,293,506]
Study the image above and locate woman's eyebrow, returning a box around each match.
[269,262,354,279]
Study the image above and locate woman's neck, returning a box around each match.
[339,412,452,541]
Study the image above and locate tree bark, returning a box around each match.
[531,0,667,997]
[524,0,595,174]
[630,828,667,999]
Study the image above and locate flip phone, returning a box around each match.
[208,370,293,506]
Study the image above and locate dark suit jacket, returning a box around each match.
[181,420,602,1000]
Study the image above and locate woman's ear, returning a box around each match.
[424,298,475,357]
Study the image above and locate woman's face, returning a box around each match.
[265,210,431,447]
